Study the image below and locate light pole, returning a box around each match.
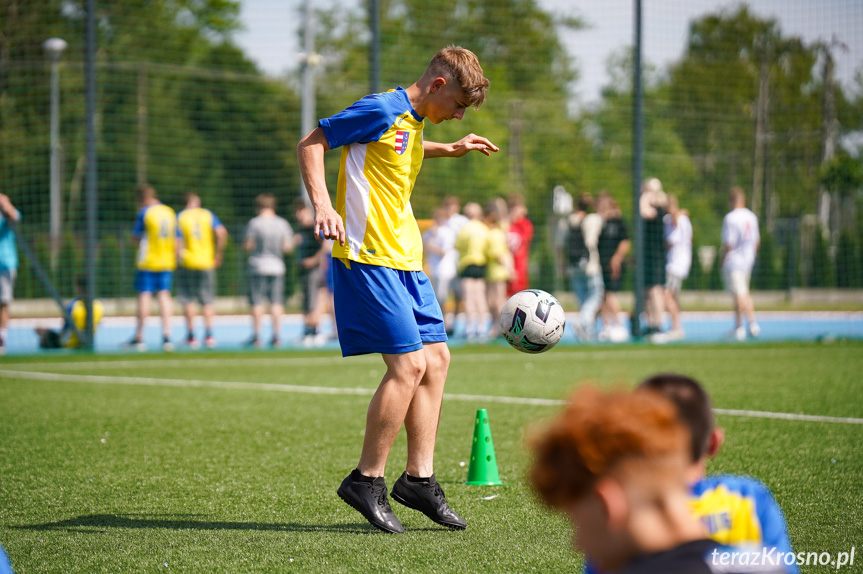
[44,37,67,269]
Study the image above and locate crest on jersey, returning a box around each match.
[394,130,410,155]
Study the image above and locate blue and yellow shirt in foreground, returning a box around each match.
[690,475,798,573]
[133,202,177,272]
[319,87,425,271]
[586,474,798,574]
[177,207,223,270]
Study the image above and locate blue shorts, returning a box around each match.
[135,270,173,293]
[333,259,447,357]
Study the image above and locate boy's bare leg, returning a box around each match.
[404,342,450,478]
[357,349,427,477]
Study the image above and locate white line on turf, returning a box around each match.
[2,369,861,425]
[712,408,863,425]
[0,346,812,371]
[0,369,377,397]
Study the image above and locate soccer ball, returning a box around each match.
[500,289,566,354]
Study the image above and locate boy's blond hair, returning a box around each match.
[427,46,490,109]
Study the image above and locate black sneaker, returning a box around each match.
[337,473,404,534]
[390,472,467,530]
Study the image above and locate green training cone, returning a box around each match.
[466,408,503,485]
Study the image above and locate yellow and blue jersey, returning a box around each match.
[690,475,797,573]
[65,298,104,348]
[485,227,511,282]
[455,219,489,271]
[133,203,177,271]
[177,207,223,270]
[319,87,425,271]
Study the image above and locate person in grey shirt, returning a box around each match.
[244,193,294,347]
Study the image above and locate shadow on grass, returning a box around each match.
[15,513,384,534]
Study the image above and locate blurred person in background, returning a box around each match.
[176,191,228,349]
[596,193,630,342]
[294,199,326,347]
[640,177,668,337]
[243,193,294,348]
[653,194,692,343]
[506,193,534,297]
[530,385,785,574]
[442,194,469,335]
[423,206,458,335]
[35,276,104,350]
[0,193,20,355]
[721,187,760,341]
[484,198,512,338]
[559,192,603,341]
[126,184,176,352]
[456,201,490,341]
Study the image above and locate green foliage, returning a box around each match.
[0,0,293,233]
[809,228,836,288]
[820,150,863,195]
[531,237,557,294]
[98,233,124,299]
[835,231,862,288]
[752,232,781,290]
[782,232,800,290]
[2,1,861,300]
[53,230,80,297]
[667,5,825,217]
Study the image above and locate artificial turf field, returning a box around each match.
[1,342,861,573]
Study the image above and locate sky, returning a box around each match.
[233,0,863,105]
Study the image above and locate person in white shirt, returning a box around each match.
[721,187,760,341]
[442,195,468,336]
[423,207,458,334]
[558,193,604,341]
[658,194,692,342]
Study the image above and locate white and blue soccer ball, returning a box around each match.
[500,289,566,354]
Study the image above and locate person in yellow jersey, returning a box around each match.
[297,45,498,534]
[455,202,489,340]
[36,276,104,349]
[483,198,512,339]
[125,184,176,351]
[176,191,228,349]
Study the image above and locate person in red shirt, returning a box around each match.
[505,193,534,296]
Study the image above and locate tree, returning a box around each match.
[667,5,826,220]
[581,49,698,220]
